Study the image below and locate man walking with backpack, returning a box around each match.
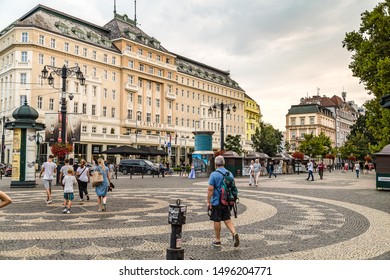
[207,155,239,248]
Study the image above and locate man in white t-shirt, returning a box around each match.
[39,154,57,204]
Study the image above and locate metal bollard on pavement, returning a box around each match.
[166,199,187,260]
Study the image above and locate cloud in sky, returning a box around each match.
[0,0,379,130]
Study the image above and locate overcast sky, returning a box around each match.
[0,0,380,131]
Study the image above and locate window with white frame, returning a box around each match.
[112,56,116,65]
[155,114,160,123]
[82,126,87,132]
[167,116,172,124]
[20,73,27,84]
[139,64,144,71]
[92,86,97,97]
[103,88,107,98]
[127,109,133,119]
[39,35,44,45]
[49,98,54,110]
[83,48,87,57]
[64,42,69,52]
[137,95,142,105]
[146,113,151,122]
[147,97,152,106]
[92,127,96,133]
[111,108,115,118]
[22,32,28,42]
[102,106,107,117]
[128,93,133,102]
[38,54,44,65]
[82,103,87,114]
[50,57,55,66]
[127,75,134,84]
[156,83,160,92]
[92,67,96,77]
[112,72,116,81]
[103,70,107,80]
[37,96,43,109]
[156,99,160,108]
[128,60,134,68]
[73,102,78,113]
[102,127,107,134]
[112,90,116,100]
[103,54,108,63]
[92,50,97,59]
[50,38,56,48]
[91,105,96,115]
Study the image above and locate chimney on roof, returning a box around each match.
[134,0,137,26]
[114,0,117,15]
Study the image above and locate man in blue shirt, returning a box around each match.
[207,155,239,248]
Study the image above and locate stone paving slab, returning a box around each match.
[0,171,389,260]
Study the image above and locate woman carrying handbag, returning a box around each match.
[92,158,112,212]
[76,159,90,201]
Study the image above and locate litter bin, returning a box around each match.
[375,144,390,190]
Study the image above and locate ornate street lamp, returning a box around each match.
[41,65,85,145]
[208,102,236,151]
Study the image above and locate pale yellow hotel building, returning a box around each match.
[0,5,255,165]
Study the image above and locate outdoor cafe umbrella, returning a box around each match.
[138,146,167,156]
[101,145,148,156]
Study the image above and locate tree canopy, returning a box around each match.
[343,0,390,152]
[251,122,283,157]
[298,132,332,158]
[224,134,243,155]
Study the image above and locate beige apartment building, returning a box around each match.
[0,5,246,165]
[285,103,336,151]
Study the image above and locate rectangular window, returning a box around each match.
[73,102,78,113]
[147,97,152,106]
[20,73,27,84]
[103,88,107,98]
[49,98,54,110]
[103,54,108,63]
[92,50,97,59]
[83,48,87,57]
[128,75,134,84]
[64,42,69,52]
[112,72,116,81]
[38,54,44,64]
[91,105,96,115]
[139,64,144,71]
[156,99,160,108]
[310,117,315,125]
[300,117,305,126]
[82,126,87,132]
[93,67,96,77]
[103,70,108,80]
[112,56,116,65]
[146,113,151,122]
[92,86,97,97]
[291,117,296,126]
[38,35,44,45]
[102,128,107,134]
[127,109,133,119]
[37,96,43,109]
[92,127,96,133]
[137,95,142,105]
[167,116,172,124]
[50,38,56,48]
[155,114,160,123]
[74,45,79,54]
[112,90,116,100]
[128,60,134,68]
[111,108,115,118]
[82,103,87,114]
[103,106,107,117]
[148,66,154,74]
[21,32,28,42]
[50,57,55,66]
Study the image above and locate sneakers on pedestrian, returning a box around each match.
[47,199,52,204]
[66,209,71,214]
[233,233,240,247]
[79,199,84,202]
[211,241,222,247]
[62,207,68,213]
[102,204,106,211]
[86,195,90,201]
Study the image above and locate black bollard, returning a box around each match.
[167,199,187,260]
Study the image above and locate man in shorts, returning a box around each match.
[207,155,239,248]
[39,154,57,204]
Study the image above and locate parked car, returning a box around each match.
[119,159,159,175]
[4,165,12,176]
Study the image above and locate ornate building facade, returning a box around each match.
[0,5,249,165]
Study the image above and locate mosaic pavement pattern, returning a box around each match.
[0,176,389,260]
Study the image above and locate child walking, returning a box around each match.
[62,168,77,214]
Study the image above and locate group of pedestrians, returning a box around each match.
[38,155,112,213]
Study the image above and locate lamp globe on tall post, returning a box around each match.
[208,102,236,151]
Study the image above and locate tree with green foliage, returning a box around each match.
[224,134,243,155]
[251,122,283,157]
[298,132,332,158]
[343,0,390,152]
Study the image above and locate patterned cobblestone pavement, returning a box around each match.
[0,170,389,260]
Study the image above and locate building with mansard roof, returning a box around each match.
[0,5,249,165]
